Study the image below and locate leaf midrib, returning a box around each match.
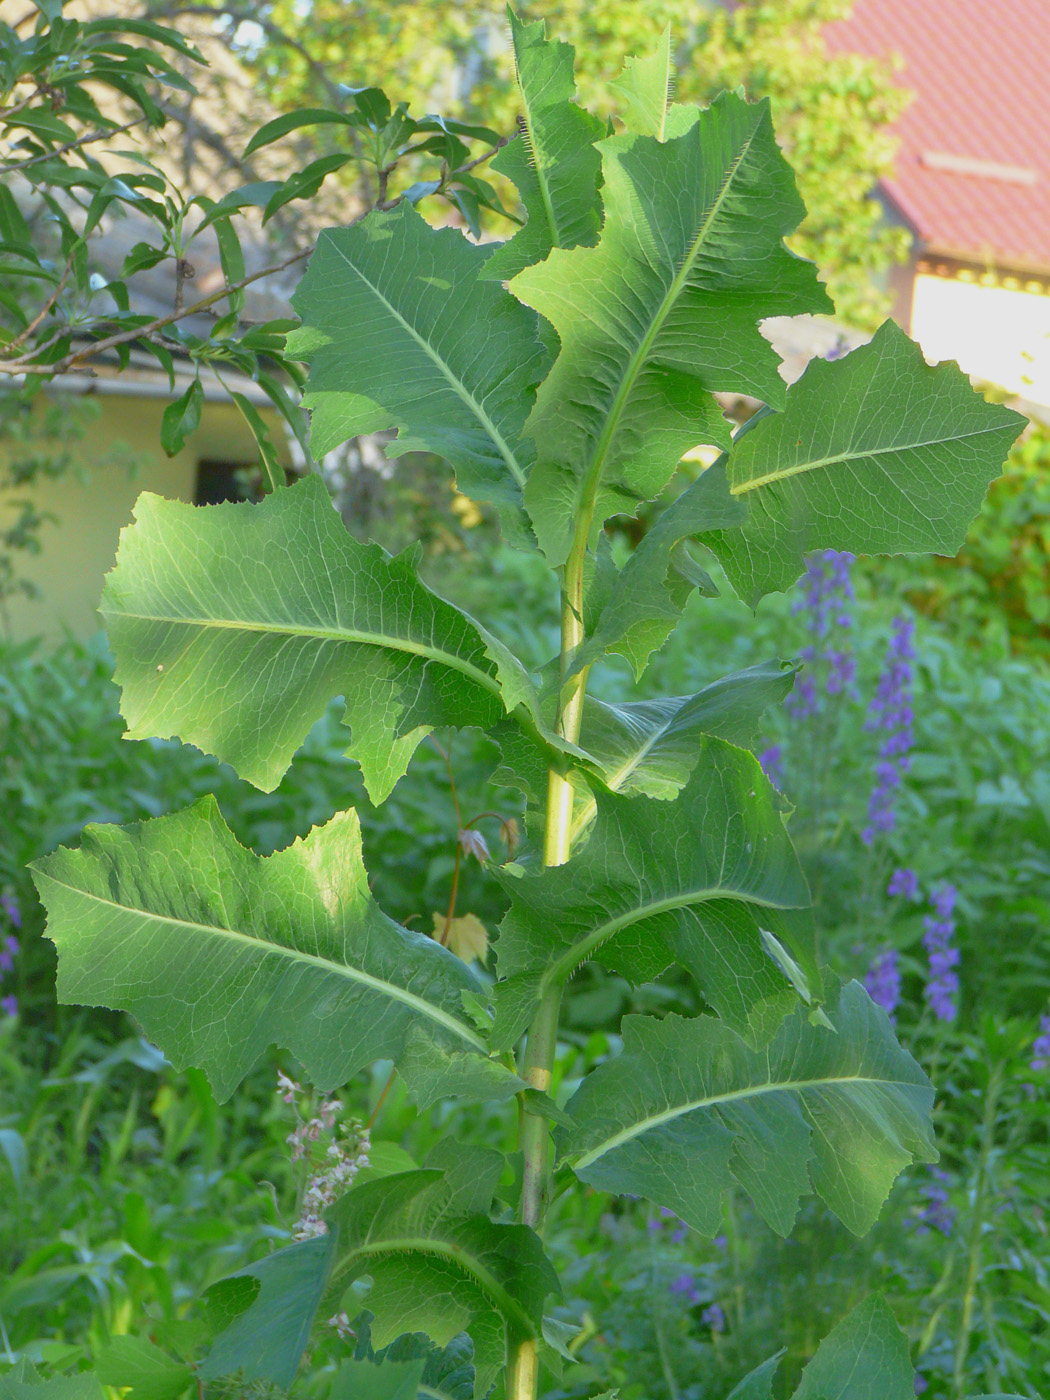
[573,1070,925,1170]
[327,233,527,489]
[732,422,1012,495]
[335,1235,537,1339]
[44,878,487,1052]
[545,879,801,991]
[101,608,506,705]
[570,699,684,843]
[573,113,761,530]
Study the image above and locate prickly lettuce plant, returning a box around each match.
[30,16,1024,1400]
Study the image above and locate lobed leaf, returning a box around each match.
[100,475,542,800]
[30,798,515,1103]
[568,460,745,680]
[701,321,1027,603]
[574,657,799,836]
[492,736,813,1050]
[562,982,936,1238]
[509,90,832,566]
[482,9,604,282]
[287,204,549,544]
[204,1158,557,1399]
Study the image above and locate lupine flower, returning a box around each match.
[786,551,856,719]
[916,1168,956,1237]
[759,744,784,788]
[865,949,901,1021]
[862,615,916,846]
[1030,1012,1050,1072]
[0,935,17,974]
[914,1373,929,1395]
[887,868,919,900]
[1,893,21,928]
[700,1302,726,1333]
[649,1205,688,1243]
[923,883,959,1023]
[1,996,16,1018]
[669,1273,702,1305]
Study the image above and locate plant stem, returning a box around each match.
[508,557,590,1400]
[952,1061,1002,1396]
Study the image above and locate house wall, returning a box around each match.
[2,393,276,644]
[909,268,1050,404]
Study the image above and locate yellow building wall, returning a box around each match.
[2,393,278,644]
[911,273,1050,404]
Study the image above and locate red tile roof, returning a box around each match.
[825,0,1050,272]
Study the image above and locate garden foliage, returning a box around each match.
[19,10,1028,1400]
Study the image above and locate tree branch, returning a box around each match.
[0,248,76,357]
[1,119,145,177]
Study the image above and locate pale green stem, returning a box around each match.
[952,1061,1002,1396]
[507,542,590,1400]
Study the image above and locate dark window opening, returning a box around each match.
[194,459,262,506]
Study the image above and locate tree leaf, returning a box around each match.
[159,378,202,456]
[561,981,936,1238]
[791,1294,912,1400]
[509,91,832,566]
[701,321,1027,604]
[492,736,813,1051]
[482,10,604,282]
[30,797,509,1103]
[100,475,543,800]
[287,204,549,544]
[724,1353,783,1400]
[431,912,490,966]
[569,460,746,681]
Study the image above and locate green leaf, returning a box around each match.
[701,321,1027,603]
[329,1358,424,1400]
[159,379,202,456]
[492,736,813,1051]
[227,390,284,493]
[99,475,540,799]
[0,1127,27,1193]
[482,9,604,282]
[509,91,832,565]
[243,108,354,158]
[287,204,549,543]
[94,1337,193,1400]
[569,461,746,681]
[0,1377,103,1400]
[792,1295,912,1400]
[574,657,798,834]
[562,982,936,1238]
[608,26,673,138]
[205,1166,557,1399]
[30,797,507,1103]
[202,1234,335,1388]
[725,1354,782,1400]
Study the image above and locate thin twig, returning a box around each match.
[454,135,510,176]
[1,243,314,375]
[0,247,75,356]
[0,87,46,122]
[0,119,144,177]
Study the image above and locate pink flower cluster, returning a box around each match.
[276,1071,371,1243]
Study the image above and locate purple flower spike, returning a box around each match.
[759,744,784,788]
[887,868,919,900]
[669,1273,702,1305]
[916,1167,956,1237]
[786,551,856,719]
[1,893,21,929]
[863,615,916,847]
[914,1374,929,1395]
[1,995,16,1019]
[701,1302,726,1332]
[865,949,901,1021]
[1031,1012,1050,1073]
[923,882,959,1023]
